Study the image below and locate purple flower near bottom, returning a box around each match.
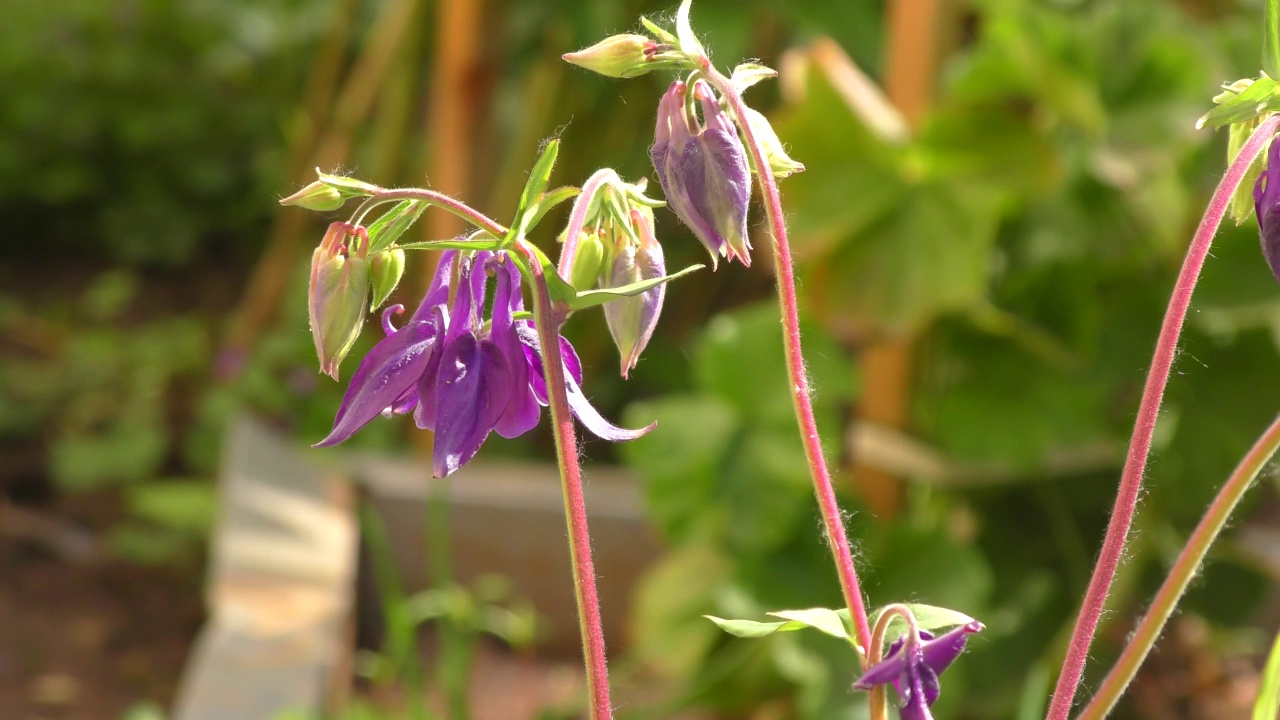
[1255,137,1280,283]
[852,621,984,720]
[315,249,652,477]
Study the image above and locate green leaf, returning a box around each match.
[518,139,560,216]
[1254,628,1280,720]
[128,480,217,534]
[568,263,703,310]
[524,185,580,230]
[1198,76,1280,129]
[705,607,852,642]
[866,604,977,643]
[767,608,850,640]
[365,200,427,252]
[1266,0,1280,80]
[396,235,502,252]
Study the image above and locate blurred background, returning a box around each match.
[4,0,1280,718]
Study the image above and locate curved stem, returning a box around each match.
[701,63,874,660]
[367,188,509,238]
[866,605,920,720]
[1045,114,1280,720]
[557,169,617,278]
[1076,413,1280,720]
[516,240,613,720]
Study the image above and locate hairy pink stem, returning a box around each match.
[1046,114,1280,720]
[702,64,874,658]
[1077,413,1280,719]
[518,240,613,720]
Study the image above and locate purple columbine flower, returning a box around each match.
[651,79,752,268]
[1254,136,1280,283]
[852,622,984,720]
[315,250,651,477]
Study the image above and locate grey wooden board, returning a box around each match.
[350,455,661,654]
[172,416,356,720]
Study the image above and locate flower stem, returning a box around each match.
[1045,114,1280,720]
[557,169,617,278]
[866,605,920,720]
[517,240,613,720]
[701,63,874,660]
[365,188,510,238]
[1076,413,1280,720]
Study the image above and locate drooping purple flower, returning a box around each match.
[651,80,752,268]
[852,622,984,720]
[603,208,667,378]
[1254,137,1280,283]
[315,249,652,477]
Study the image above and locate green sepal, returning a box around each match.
[569,263,702,310]
[1198,76,1280,129]
[1266,0,1280,80]
[316,171,380,198]
[640,16,678,46]
[675,0,705,58]
[365,200,427,252]
[569,232,605,291]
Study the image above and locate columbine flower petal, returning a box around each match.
[314,305,445,447]
[491,257,541,438]
[1254,137,1280,282]
[431,334,512,478]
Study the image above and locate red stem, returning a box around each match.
[1045,114,1280,720]
[517,240,613,720]
[702,64,874,658]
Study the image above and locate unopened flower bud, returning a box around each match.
[604,209,666,378]
[368,247,406,308]
[741,106,805,179]
[309,223,371,380]
[651,80,752,267]
[563,34,660,79]
[281,180,345,212]
[570,231,605,290]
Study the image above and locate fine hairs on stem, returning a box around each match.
[699,60,875,659]
[1045,115,1280,720]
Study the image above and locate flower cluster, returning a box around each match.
[315,249,650,477]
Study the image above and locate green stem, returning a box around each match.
[427,477,471,720]
[1046,114,1280,720]
[516,240,613,720]
[700,63,874,660]
[1076,413,1280,720]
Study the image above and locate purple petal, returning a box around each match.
[430,335,511,477]
[315,309,444,447]
[381,304,406,335]
[920,622,983,678]
[898,650,938,720]
[565,370,655,441]
[851,648,908,692]
[491,259,540,438]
